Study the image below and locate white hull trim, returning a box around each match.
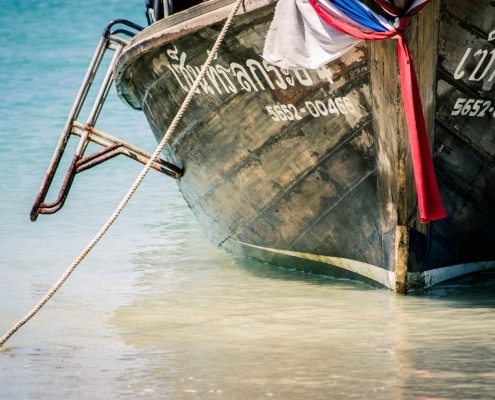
[408,261,495,291]
[225,240,396,289]
[226,240,495,292]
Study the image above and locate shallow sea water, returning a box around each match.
[1,1,495,399]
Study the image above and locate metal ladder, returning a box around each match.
[31,19,183,222]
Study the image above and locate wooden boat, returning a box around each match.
[32,0,495,293]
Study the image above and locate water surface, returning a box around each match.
[1,1,495,399]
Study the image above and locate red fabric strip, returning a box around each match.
[372,0,400,15]
[373,0,430,16]
[397,36,446,222]
[309,0,446,222]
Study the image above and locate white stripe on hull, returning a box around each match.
[226,240,495,291]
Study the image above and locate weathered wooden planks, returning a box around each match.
[428,0,495,273]
[114,0,495,291]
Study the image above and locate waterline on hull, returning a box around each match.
[225,240,495,292]
[224,239,396,289]
[408,261,495,292]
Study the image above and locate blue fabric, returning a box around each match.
[329,0,388,32]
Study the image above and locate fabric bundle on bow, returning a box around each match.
[263,0,447,223]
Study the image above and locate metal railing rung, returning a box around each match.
[30,20,182,221]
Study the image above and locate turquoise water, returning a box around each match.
[1,1,495,399]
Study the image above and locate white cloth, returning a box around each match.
[262,0,360,70]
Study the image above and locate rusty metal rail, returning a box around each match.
[30,19,183,222]
[1,0,244,349]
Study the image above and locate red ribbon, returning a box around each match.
[309,0,446,222]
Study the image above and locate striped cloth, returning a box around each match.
[263,0,446,222]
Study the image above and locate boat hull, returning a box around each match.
[115,0,495,292]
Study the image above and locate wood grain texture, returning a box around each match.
[114,0,495,291]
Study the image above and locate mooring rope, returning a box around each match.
[0,0,244,348]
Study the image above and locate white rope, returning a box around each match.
[0,0,244,348]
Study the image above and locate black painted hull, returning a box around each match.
[115,0,495,292]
